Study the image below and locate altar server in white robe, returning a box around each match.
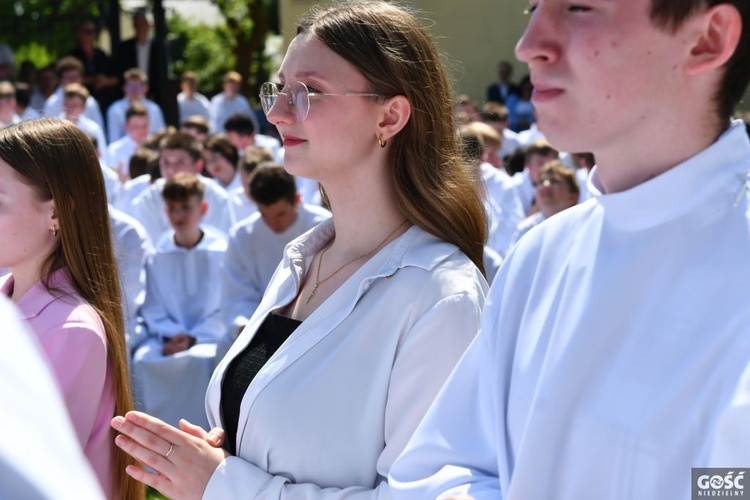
[110,3,490,498]
[109,205,153,353]
[218,163,330,359]
[44,56,105,131]
[61,83,108,161]
[115,147,159,215]
[107,102,150,177]
[389,1,750,499]
[456,129,505,285]
[131,131,234,242]
[132,173,228,430]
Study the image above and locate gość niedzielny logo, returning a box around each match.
[693,469,746,498]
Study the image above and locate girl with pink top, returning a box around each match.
[0,118,143,499]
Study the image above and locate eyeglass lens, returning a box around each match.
[259,82,303,122]
[260,81,310,122]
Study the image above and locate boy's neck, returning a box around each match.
[594,118,730,194]
[174,228,204,249]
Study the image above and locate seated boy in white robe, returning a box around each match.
[131,131,234,243]
[131,172,228,430]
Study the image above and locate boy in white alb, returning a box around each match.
[209,71,257,134]
[61,83,108,160]
[217,163,330,359]
[106,68,165,143]
[109,205,153,353]
[131,173,227,430]
[107,102,150,178]
[43,56,105,131]
[390,1,750,499]
[131,131,234,242]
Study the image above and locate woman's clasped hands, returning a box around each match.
[111,411,228,499]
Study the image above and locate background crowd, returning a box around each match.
[1,1,750,497]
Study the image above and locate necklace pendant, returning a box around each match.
[306,284,318,305]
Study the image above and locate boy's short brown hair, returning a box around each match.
[125,102,148,122]
[181,115,210,135]
[162,172,205,203]
[123,67,148,84]
[239,145,274,176]
[55,56,84,78]
[525,139,559,160]
[224,71,242,84]
[63,82,90,101]
[538,159,580,199]
[159,131,203,162]
[204,134,239,170]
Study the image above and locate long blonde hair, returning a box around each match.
[0,118,144,500]
[298,1,487,273]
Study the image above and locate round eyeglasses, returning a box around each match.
[259,81,383,122]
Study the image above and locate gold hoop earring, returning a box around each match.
[52,226,58,237]
[378,135,387,148]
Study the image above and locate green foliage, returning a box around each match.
[168,13,235,96]
[13,42,57,70]
[168,0,279,102]
[0,0,102,69]
[0,0,280,101]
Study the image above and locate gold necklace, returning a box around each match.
[306,220,409,304]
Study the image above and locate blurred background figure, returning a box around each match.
[0,43,15,82]
[67,20,120,113]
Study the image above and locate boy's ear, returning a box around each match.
[685,3,742,76]
[200,200,208,216]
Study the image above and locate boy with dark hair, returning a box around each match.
[481,101,521,160]
[203,133,240,191]
[13,82,40,121]
[391,1,750,498]
[223,112,282,161]
[180,114,210,141]
[132,172,228,430]
[482,139,559,256]
[218,162,330,359]
[107,102,150,177]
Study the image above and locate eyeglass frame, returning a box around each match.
[259,81,385,122]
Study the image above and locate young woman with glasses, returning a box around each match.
[111,2,488,497]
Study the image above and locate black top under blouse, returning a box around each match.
[220,312,302,456]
